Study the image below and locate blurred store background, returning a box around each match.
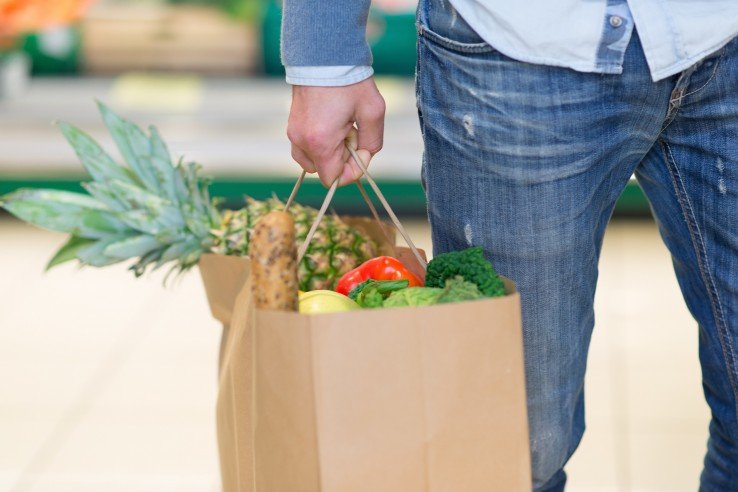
[0,0,429,213]
[0,0,650,214]
[0,1,710,491]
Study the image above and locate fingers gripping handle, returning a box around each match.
[284,130,427,269]
[343,135,427,269]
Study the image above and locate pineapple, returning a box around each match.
[212,198,375,290]
[0,103,377,291]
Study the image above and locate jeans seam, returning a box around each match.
[659,139,738,417]
[660,107,680,135]
[660,48,726,135]
[660,89,684,135]
[415,34,428,196]
[415,37,424,134]
[678,48,726,102]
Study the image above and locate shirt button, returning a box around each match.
[610,15,623,27]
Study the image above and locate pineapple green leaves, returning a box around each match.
[0,103,220,276]
[0,103,380,290]
[46,236,97,270]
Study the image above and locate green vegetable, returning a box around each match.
[424,247,505,297]
[382,286,443,308]
[381,276,484,308]
[436,276,484,303]
[348,279,409,308]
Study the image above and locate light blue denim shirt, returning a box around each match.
[282,0,738,85]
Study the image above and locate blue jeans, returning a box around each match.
[416,0,738,490]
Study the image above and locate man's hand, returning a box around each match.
[287,77,386,187]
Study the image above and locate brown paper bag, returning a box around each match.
[199,219,531,491]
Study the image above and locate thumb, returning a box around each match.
[339,148,372,186]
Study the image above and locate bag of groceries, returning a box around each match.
[1,106,531,491]
[200,142,532,491]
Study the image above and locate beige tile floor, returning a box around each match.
[0,217,710,492]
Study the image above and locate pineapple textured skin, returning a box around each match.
[211,198,377,291]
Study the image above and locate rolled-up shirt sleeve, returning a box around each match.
[284,65,374,86]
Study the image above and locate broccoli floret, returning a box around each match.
[436,276,484,303]
[425,247,505,297]
[382,286,443,308]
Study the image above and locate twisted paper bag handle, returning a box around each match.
[284,128,427,269]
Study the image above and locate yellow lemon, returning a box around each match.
[299,290,360,314]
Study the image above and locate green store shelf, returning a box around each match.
[22,26,81,75]
[1,176,652,217]
[0,176,425,215]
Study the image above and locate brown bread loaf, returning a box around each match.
[249,211,299,311]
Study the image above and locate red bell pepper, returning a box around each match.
[335,256,422,295]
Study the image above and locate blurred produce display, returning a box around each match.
[0,0,92,37]
[167,0,261,22]
[81,2,257,74]
[22,26,81,74]
[0,0,652,216]
[1,0,418,77]
[0,0,92,93]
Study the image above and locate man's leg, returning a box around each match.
[415,1,673,489]
[634,37,738,491]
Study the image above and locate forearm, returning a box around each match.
[282,1,384,188]
[281,0,373,67]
